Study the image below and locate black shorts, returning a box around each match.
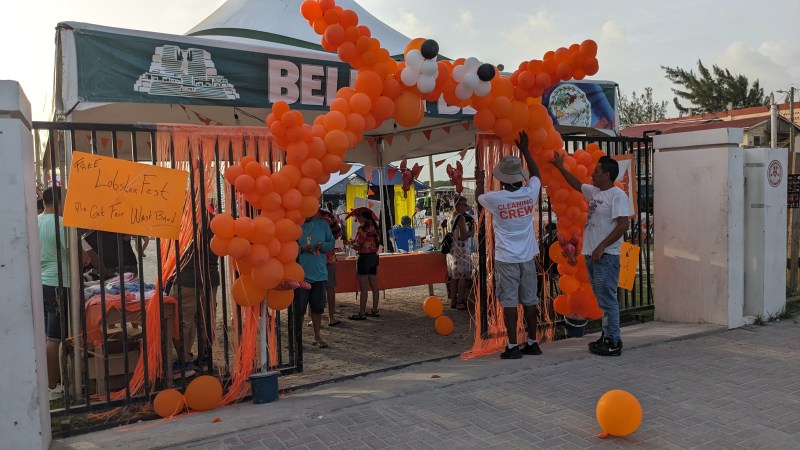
[294,281,327,316]
[42,285,66,341]
[356,253,379,276]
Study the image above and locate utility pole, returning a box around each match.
[788,87,798,293]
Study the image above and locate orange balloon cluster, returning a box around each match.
[211,156,309,309]
[510,40,600,99]
[422,295,454,336]
[546,142,606,319]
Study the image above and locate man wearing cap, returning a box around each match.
[476,132,543,359]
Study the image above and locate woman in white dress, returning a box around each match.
[446,196,473,309]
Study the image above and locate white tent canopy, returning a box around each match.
[186,0,412,57]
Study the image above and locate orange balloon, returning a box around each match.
[354,70,383,99]
[553,294,571,315]
[372,96,395,122]
[349,93,372,115]
[247,243,271,266]
[210,213,235,239]
[434,316,454,336]
[301,158,324,179]
[244,161,263,179]
[267,289,295,311]
[258,192,283,211]
[234,174,256,193]
[404,37,425,56]
[251,216,276,244]
[299,195,321,218]
[274,218,300,242]
[596,390,642,437]
[283,261,305,281]
[255,174,274,194]
[473,109,496,131]
[185,375,223,412]
[549,242,567,265]
[231,274,267,307]
[286,208,305,225]
[297,177,321,197]
[422,296,443,318]
[227,237,252,260]
[266,237,282,257]
[234,217,255,239]
[275,241,300,264]
[271,172,291,194]
[308,136,327,159]
[558,263,578,276]
[251,258,284,291]
[558,274,580,294]
[321,154,344,173]
[394,90,424,128]
[209,236,230,257]
[153,388,186,418]
[324,130,350,155]
[281,188,303,210]
[224,165,244,185]
[323,110,347,131]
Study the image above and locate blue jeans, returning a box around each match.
[585,254,621,342]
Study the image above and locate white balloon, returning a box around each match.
[474,81,491,97]
[455,83,473,101]
[418,75,436,93]
[401,67,420,86]
[465,57,482,70]
[421,59,438,76]
[452,64,467,82]
[406,50,424,69]
[462,72,480,90]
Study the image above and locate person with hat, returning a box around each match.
[345,207,382,320]
[551,154,628,356]
[476,132,543,359]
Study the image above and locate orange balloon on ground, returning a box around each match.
[423,296,443,318]
[153,388,186,418]
[435,315,454,336]
[267,289,295,310]
[185,375,223,412]
[596,390,643,437]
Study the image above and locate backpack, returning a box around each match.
[440,215,461,255]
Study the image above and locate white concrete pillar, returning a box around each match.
[0,80,51,448]
[653,128,746,329]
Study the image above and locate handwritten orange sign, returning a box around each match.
[618,242,640,291]
[62,152,188,240]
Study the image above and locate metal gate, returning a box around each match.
[32,122,301,431]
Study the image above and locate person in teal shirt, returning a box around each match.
[295,211,334,348]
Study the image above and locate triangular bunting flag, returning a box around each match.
[387,167,398,181]
[100,137,109,148]
[462,122,470,130]
[422,130,432,141]
[85,134,91,142]
[368,188,376,196]
[434,159,446,168]
[404,133,413,143]
[363,166,374,183]
[385,135,394,146]
[366,137,376,151]
[459,148,469,160]
[442,126,451,134]
[116,139,124,149]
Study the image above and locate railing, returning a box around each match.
[32,122,301,431]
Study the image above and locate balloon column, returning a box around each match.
[209,0,606,316]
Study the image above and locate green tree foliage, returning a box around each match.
[619,87,668,127]
[662,60,768,115]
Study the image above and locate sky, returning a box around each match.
[2,0,799,180]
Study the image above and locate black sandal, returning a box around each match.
[365,310,380,317]
[348,314,367,320]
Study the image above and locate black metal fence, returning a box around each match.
[32,122,302,424]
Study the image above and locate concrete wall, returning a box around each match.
[744,148,788,318]
[653,129,746,328]
[0,81,51,449]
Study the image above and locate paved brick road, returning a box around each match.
[56,321,800,449]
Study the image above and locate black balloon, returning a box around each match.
[477,63,496,82]
[420,39,439,60]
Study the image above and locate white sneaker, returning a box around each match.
[49,384,64,401]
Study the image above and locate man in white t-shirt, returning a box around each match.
[551,154,629,356]
[476,132,543,360]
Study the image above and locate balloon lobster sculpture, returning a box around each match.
[211,0,604,320]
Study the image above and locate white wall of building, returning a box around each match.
[0,80,51,449]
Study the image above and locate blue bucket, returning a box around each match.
[563,317,588,338]
[249,371,279,404]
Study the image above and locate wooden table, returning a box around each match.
[334,252,448,294]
